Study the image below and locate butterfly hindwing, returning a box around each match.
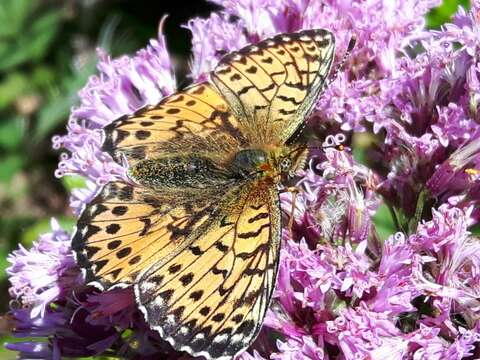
[136,180,280,359]
[211,29,335,144]
[73,182,232,289]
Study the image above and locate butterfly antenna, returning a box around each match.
[327,34,357,87]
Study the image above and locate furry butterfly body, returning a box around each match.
[73,29,335,359]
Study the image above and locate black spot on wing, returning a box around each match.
[128,255,141,265]
[94,259,108,273]
[168,263,182,274]
[237,243,269,259]
[189,245,204,255]
[212,266,228,279]
[238,85,255,96]
[278,95,303,105]
[215,241,229,253]
[139,218,152,236]
[135,130,151,140]
[112,206,128,216]
[107,268,122,280]
[116,247,132,259]
[248,212,269,223]
[106,223,120,234]
[189,290,203,301]
[107,240,122,250]
[238,223,270,239]
[85,246,100,258]
[179,273,194,286]
[199,306,211,316]
[166,107,181,115]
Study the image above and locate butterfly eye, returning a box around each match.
[279,158,292,172]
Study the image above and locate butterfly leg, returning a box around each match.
[280,186,300,233]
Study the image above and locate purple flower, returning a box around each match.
[184,12,247,80]
[410,205,480,325]
[210,0,273,39]
[6,340,61,360]
[7,218,81,318]
[443,3,480,57]
[427,139,480,203]
[407,324,480,359]
[324,305,403,360]
[272,335,326,360]
[369,233,418,314]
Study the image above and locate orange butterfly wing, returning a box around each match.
[211,29,335,144]
[102,82,247,165]
[136,181,280,359]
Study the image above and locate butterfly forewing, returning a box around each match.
[102,82,248,165]
[211,29,335,144]
[136,181,280,359]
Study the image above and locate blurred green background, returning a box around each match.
[0,0,469,358]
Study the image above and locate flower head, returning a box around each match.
[7,219,81,318]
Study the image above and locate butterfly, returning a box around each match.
[73,28,337,359]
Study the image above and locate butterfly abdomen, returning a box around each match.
[129,155,233,189]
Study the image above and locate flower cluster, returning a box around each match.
[6,0,480,359]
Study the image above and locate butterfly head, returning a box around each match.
[251,145,308,180]
[230,145,307,181]
[273,145,309,179]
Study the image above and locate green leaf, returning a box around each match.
[0,154,24,183]
[0,0,35,37]
[351,133,375,166]
[21,217,75,247]
[470,223,480,236]
[0,247,10,282]
[427,0,470,28]
[0,9,62,71]
[352,147,367,166]
[408,190,427,234]
[31,65,56,89]
[61,175,87,192]
[373,203,397,241]
[0,73,30,109]
[28,10,63,61]
[35,95,72,141]
[0,117,24,150]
